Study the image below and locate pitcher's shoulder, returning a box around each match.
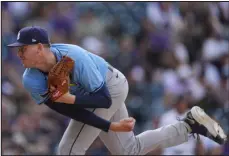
[51,43,87,59]
[51,43,86,52]
[23,68,47,91]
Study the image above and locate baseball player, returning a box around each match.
[7,26,227,155]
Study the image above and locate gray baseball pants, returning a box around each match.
[57,68,190,155]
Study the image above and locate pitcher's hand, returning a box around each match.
[110,117,136,132]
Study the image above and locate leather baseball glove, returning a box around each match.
[48,56,74,102]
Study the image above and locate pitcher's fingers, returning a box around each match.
[128,117,136,122]
[128,122,135,131]
[50,85,56,92]
[124,117,134,122]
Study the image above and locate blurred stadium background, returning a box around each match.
[1,2,229,155]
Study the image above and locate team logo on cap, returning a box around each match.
[17,32,20,40]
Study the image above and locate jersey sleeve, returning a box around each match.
[74,54,104,93]
[45,101,111,132]
[23,69,49,105]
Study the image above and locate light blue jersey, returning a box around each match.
[23,44,109,104]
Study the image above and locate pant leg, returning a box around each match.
[136,121,189,155]
[99,104,139,155]
[57,101,128,155]
[58,68,189,155]
[99,104,190,155]
[58,69,129,155]
[57,119,86,155]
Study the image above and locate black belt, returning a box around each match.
[108,64,114,72]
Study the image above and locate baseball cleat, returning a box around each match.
[183,106,227,145]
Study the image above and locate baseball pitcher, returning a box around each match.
[7,26,227,155]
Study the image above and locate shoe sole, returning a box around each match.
[191,106,227,144]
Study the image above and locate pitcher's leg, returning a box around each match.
[57,119,86,155]
[99,104,140,155]
[99,104,189,155]
[57,105,121,155]
[136,122,189,155]
[58,74,129,155]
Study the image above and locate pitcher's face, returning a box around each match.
[17,44,41,68]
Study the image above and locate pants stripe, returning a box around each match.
[69,109,96,155]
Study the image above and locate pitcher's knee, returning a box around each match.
[110,140,141,155]
[113,147,140,155]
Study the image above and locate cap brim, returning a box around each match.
[7,42,27,47]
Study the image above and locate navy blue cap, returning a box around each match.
[7,26,51,47]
